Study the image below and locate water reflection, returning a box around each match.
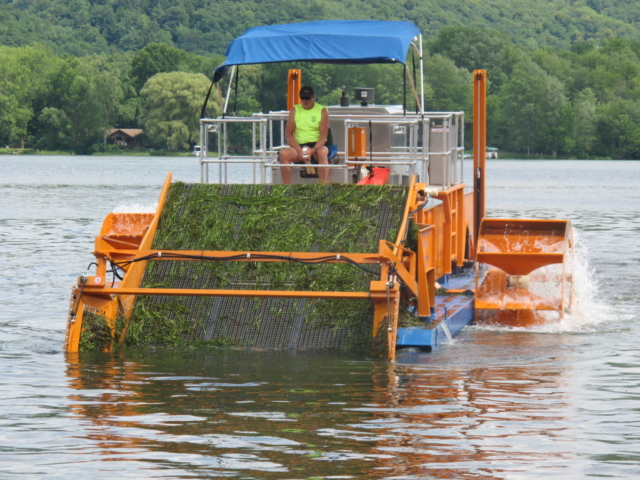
[1,158,638,478]
[66,339,575,479]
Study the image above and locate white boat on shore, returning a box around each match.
[192,145,205,156]
[464,147,498,159]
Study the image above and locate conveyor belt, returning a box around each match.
[125,183,408,350]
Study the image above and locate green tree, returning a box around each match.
[0,45,54,148]
[424,53,472,112]
[129,43,186,91]
[85,54,131,144]
[574,39,640,102]
[37,107,73,151]
[570,88,597,157]
[117,14,173,52]
[27,54,132,153]
[139,71,217,150]
[427,26,522,93]
[66,67,107,151]
[595,98,640,158]
[531,49,577,95]
[499,58,569,155]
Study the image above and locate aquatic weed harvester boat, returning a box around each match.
[65,21,574,360]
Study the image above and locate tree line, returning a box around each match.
[3,27,640,158]
[3,0,640,56]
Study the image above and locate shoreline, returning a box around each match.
[0,148,632,161]
[0,149,197,157]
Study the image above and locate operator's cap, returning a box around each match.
[299,86,315,99]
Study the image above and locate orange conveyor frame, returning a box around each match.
[65,172,475,360]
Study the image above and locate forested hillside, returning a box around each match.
[3,0,640,158]
[2,0,640,55]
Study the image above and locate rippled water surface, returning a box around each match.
[1,156,639,479]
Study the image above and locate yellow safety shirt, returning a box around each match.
[294,103,326,144]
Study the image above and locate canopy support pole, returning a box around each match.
[410,37,425,114]
[216,83,224,112]
[404,65,422,114]
[419,34,424,114]
[223,65,236,115]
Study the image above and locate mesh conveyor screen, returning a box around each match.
[126,183,408,351]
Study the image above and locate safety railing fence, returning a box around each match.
[199,111,464,187]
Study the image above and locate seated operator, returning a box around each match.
[279,86,329,184]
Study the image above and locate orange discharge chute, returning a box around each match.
[475,218,574,328]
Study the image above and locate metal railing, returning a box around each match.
[199,110,464,187]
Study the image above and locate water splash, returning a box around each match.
[475,228,617,334]
[441,321,454,343]
[113,203,157,213]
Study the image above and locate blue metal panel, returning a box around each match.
[396,294,474,349]
[396,326,434,346]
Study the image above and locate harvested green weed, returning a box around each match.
[79,306,130,352]
[126,183,408,351]
[397,305,427,327]
[79,310,112,352]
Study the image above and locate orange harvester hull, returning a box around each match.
[65,69,575,358]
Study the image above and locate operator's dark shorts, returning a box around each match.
[294,142,319,164]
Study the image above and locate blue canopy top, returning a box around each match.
[212,20,421,83]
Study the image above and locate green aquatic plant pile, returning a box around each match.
[397,305,428,327]
[126,182,408,350]
[79,305,129,353]
[79,310,112,353]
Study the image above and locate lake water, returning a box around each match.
[1,156,639,479]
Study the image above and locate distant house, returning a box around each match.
[108,128,144,146]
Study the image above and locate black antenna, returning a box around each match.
[369,119,373,170]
